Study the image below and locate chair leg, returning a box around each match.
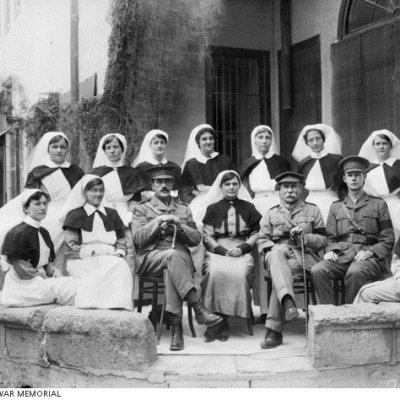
[333,279,339,306]
[247,317,254,336]
[157,297,166,345]
[137,279,144,313]
[151,281,159,328]
[340,279,345,305]
[187,304,196,338]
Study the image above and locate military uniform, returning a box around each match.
[258,199,327,333]
[131,195,202,317]
[312,192,395,303]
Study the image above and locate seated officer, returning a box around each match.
[312,156,395,304]
[258,172,327,349]
[131,164,223,351]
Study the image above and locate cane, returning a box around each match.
[171,223,178,249]
[300,231,309,339]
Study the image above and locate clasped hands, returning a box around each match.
[324,250,373,262]
[158,215,181,230]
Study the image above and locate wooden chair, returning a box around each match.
[333,276,345,305]
[136,275,196,344]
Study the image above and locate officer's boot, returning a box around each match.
[170,318,184,351]
[281,294,299,322]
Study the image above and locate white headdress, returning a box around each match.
[131,129,169,167]
[292,124,342,162]
[358,129,400,161]
[59,174,104,222]
[0,189,43,252]
[250,125,279,159]
[181,124,218,169]
[27,131,70,171]
[92,133,127,168]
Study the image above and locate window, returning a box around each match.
[206,47,271,167]
[340,0,400,36]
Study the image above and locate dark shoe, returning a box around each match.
[282,295,299,322]
[217,319,229,342]
[192,303,223,327]
[170,321,184,351]
[256,313,267,324]
[148,305,171,326]
[204,319,225,342]
[260,328,283,349]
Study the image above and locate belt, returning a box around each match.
[338,233,377,245]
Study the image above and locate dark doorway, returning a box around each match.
[279,35,322,163]
[206,46,271,167]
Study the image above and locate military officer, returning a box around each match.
[131,164,222,351]
[258,172,327,349]
[312,156,395,304]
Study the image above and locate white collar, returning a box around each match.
[24,215,41,229]
[45,160,71,168]
[196,152,219,164]
[374,156,396,167]
[310,148,328,159]
[148,157,168,165]
[254,150,275,160]
[104,159,124,168]
[84,203,107,216]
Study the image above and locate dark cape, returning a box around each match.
[2,222,55,268]
[240,154,290,180]
[135,160,182,191]
[203,198,261,229]
[63,206,125,233]
[367,159,400,193]
[25,164,84,189]
[297,153,343,189]
[90,166,146,199]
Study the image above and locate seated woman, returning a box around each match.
[201,171,261,341]
[359,129,400,240]
[0,189,76,307]
[132,129,182,200]
[60,174,133,310]
[292,123,343,222]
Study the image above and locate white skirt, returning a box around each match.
[66,255,133,310]
[0,268,76,307]
[382,194,400,241]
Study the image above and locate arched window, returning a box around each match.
[339,0,400,37]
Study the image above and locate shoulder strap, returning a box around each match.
[340,202,365,234]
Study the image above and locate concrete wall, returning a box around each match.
[0,0,111,107]
[291,0,342,126]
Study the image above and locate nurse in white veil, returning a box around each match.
[292,124,343,223]
[359,129,400,240]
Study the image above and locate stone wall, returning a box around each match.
[0,305,158,387]
[308,303,400,369]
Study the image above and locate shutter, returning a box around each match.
[332,34,364,155]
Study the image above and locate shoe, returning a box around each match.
[192,303,223,327]
[217,319,229,342]
[260,328,283,349]
[170,321,184,351]
[256,314,267,324]
[204,319,225,342]
[282,295,299,322]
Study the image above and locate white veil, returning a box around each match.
[250,125,279,158]
[131,129,169,167]
[92,133,127,168]
[358,129,400,162]
[28,132,70,171]
[181,124,217,169]
[59,174,104,223]
[292,124,342,162]
[0,189,43,252]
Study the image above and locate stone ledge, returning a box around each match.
[308,303,400,368]
[0,305,157,374]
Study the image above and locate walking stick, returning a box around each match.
[171,223,178,249]
[300,231,309,339]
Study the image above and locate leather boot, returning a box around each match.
[170,320,184,351]
[192,302,223,326]
[260,328,283,349]
[282,295,299,322]
[217,317,229,342]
